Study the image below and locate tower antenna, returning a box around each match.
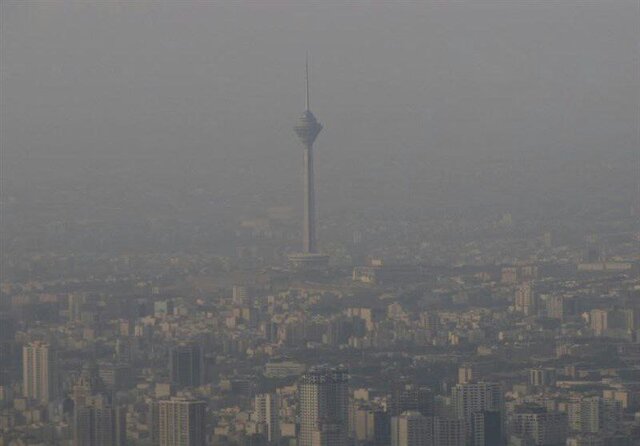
[305,53,310,111]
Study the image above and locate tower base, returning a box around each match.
[288,253,329,270]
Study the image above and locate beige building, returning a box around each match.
[158,397,207,446]
[515,283,538,316]
[22,341,57,404]
[254,393,280,443]
[391,411,433,446]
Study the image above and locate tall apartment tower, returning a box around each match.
[434,418,466,446]
[451,382,504,446]
[352,405,390,445]
[254,393,280,443]
[73,393,126,446]
[509,405,568,446]
[515,283,538,316]
[298,365,349,446]
[232,285,250,306]
[589,309,609,336]
[569,396,623,434]
[470,411,502,446]
[390,411,434,446]
[22,341,58,404]
[390,413,468,446]
[169,343,204,389]
[157,397,207,446]
[451,382,503,421]
[68,293,84,322]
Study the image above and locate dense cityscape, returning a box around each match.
[2,169,639,446]
[2,2,639,446]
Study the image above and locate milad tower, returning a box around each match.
[289,59,329,269]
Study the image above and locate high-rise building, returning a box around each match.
[22,341,58,404]
[0,313,17,381]
[115,338,133,363]
[351,405,390,446]
[254,393,280,443]
[451,382,504,445]
[68,293,84,322]
[567,433,632,446]
[73,393,126,446]
[298,365,349,446]
[170,343,204,389]
[311,422,344,446]
[451,382,503,422]
[470,411,503,446]
[568,397,623,434]
[157,397,207,446]
[544,295,578,321]
[455,363,493,386]
[529,368,557,388]
[390,411,434,446]
[458,365,474,385]
[372,410,391,446]
[232,285,251,306]
[566,435,605,446]
[434,418,466,446]
[72,362,104,408]
[509,405,567,446]
[149,399,160,446]
[515,283,538,316]
[289,59,329,269]
[589,310,609,336]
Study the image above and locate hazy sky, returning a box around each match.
[2,1,638,165]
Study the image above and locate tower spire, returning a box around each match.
[305,53,310,111]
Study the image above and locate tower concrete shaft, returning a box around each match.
[303,144,316,253]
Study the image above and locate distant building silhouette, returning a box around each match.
[170,343,204,389]
[73,393,126,446]
[391,385,435,417]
